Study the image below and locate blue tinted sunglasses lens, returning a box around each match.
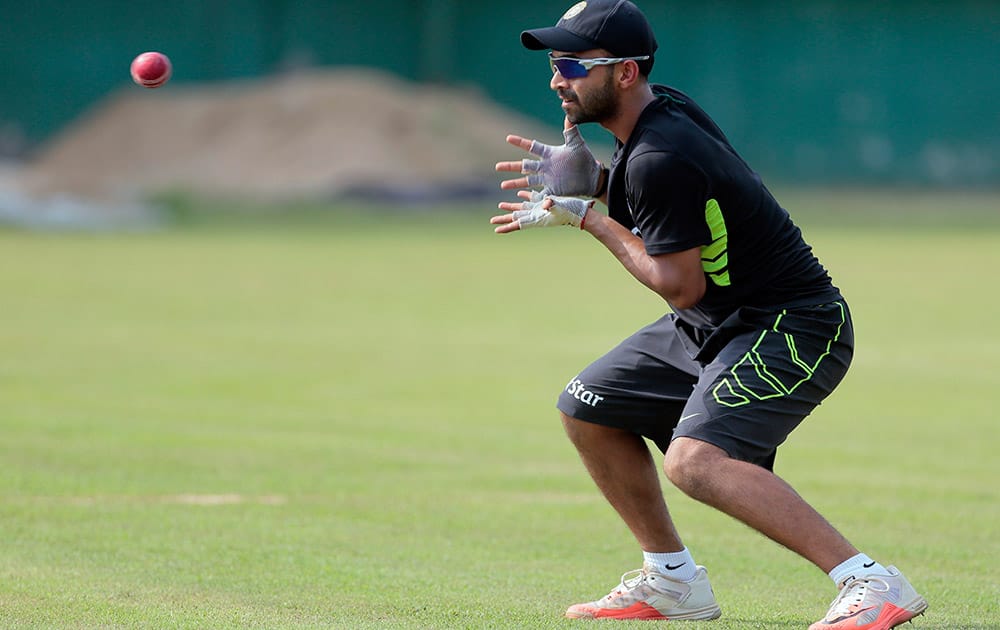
[549,57,588,78]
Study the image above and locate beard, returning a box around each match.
[561,71,619,125]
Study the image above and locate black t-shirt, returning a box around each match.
[607,84,842,331]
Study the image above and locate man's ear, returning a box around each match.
[617,60,642,88]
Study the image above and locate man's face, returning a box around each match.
[549,49,620,125]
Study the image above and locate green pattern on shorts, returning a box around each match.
[712,302,846,408]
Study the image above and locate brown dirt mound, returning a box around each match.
[22,68,554,202]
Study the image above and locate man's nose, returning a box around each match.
[550,70,568,90]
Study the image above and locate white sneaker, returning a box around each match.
[809,565,928,629]
[565,564,722,620]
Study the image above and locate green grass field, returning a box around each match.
[1,191,998,629]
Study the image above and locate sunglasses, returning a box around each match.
[548,53,650,79]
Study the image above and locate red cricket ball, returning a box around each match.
[130,51,172,89]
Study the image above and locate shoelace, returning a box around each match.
[827,576,890,618]
[601,568,647,602]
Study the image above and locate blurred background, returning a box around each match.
[0,0,997,227]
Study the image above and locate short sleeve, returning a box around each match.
[625,151,712,256]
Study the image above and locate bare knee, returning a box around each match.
[560,411,638,452]
[560,411,585,443]
[561,411,606,445]
[663,438,728,500]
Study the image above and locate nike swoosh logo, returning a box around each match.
[678,413,701,423]
[665,563,686,570]
[863,561,876,568]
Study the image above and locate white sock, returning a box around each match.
[828,553,887,587]
[643,548,697,582]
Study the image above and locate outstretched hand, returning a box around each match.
[495,118,602,197]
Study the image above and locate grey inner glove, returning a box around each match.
[521,126,602,197]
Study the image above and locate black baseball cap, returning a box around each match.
[521,0,658,58]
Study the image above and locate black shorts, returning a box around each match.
[557,301,854,470]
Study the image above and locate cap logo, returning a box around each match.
[561,1,587,20]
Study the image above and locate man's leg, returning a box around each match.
[554,315,720,620]
[561,411,683,552]
[560,412,722,621]
[664,438,928,630]
[664,302,926,628]
[663,437,855,573]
